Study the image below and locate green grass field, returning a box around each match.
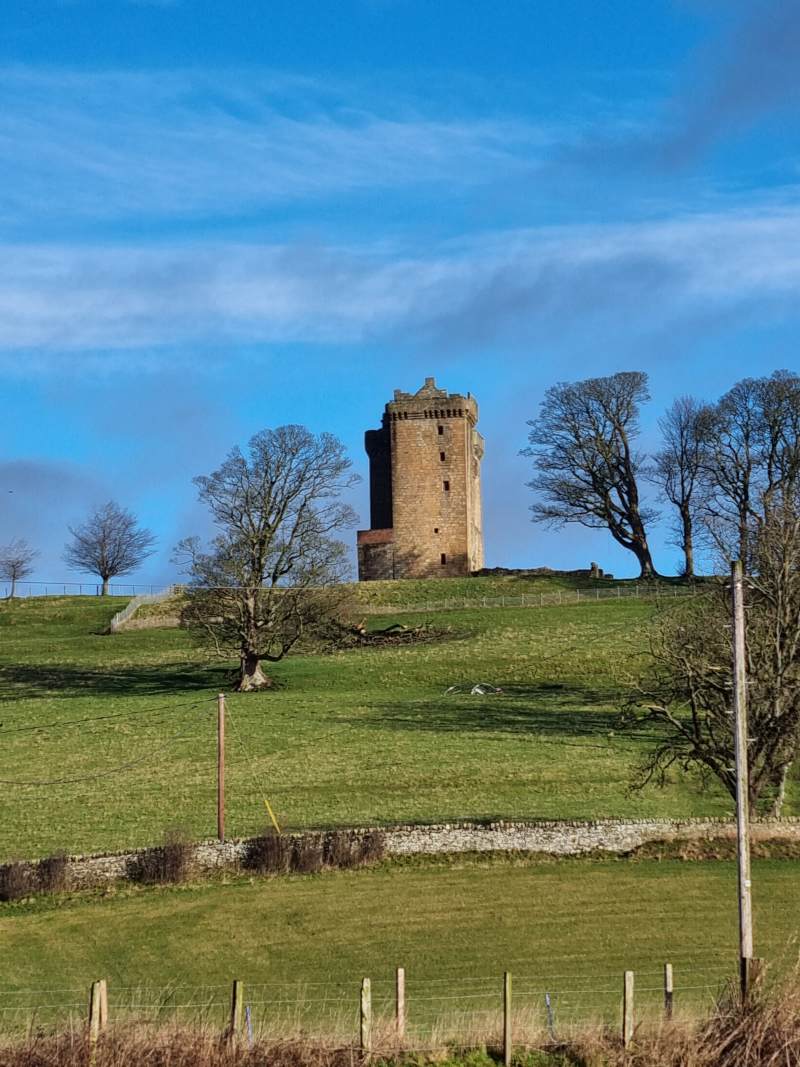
[0,581,790,860]
[0,855,798,1034]
[2,584,799,1042]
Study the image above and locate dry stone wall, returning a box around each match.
[34,817,800,891]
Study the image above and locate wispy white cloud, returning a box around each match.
[0,67,553,225]
[1,201,800,362]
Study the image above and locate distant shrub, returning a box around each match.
[37,851,69,894]
[357,830,385,865]
[0,861,37,902]
[291,835,324,874]
[322,830,357,869]
[244,829,385,878]
[323,829,385,868]
[242,832,290,874]
[127,830,192,885]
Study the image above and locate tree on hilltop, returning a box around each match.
[174,425,359,692]
[649,396,710,578]
[63,501,156,595]
[522,371,659,578]
[0,538,39,598]
[698,370,800,567]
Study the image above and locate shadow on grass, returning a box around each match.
[354,683,664,744]
[0,662,227,702]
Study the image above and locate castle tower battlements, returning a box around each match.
[357,377,485,580]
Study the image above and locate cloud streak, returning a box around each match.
[1,202,800,362]
[655,1,800,164]
[0,68,551,226]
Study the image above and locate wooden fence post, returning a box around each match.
[228,980,244,1044]
[664,963,673,1020]
[396,966,405,1041]
[623,971,634,1048]
[503,971,512,1067]
[98,979,108,1030]
[88,980,105,1062]
[361,977,372,1054]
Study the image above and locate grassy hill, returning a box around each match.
[133,570,662,622]
[0,577,779,860]
[1,583,799,1040]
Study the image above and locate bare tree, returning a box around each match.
[700,371,800,565]
[63,501,156,595]
[175,425,359,692]
[522,371,659,578]
[650,396,710,578]
[0,538,39,598]
[623,508,800,816]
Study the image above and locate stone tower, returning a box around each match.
[357,377,484,580]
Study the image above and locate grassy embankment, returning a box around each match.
[0,576,761,860]
[1,854,799,1032]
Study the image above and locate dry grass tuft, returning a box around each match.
[0,1026,359,1067]
[2,976,800,1067]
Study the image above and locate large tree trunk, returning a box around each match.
[237,651,274,692]
[630,537,657,579]
[624,502,658,579]
[101,577,110,596]
[9,578,16,599]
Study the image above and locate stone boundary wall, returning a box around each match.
[29,816,800,891]
[115,615,181,631]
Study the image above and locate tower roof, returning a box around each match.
[385,378,478,424]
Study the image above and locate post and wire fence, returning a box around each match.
[0,581,162,599]
[0,961,742,1045]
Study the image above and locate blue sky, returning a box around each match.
[2,0,800,584]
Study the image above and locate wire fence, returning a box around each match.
[1,581,160,598]
[360,583,700,615]
[0,963,741,1042]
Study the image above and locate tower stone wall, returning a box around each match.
[357,378,485,580]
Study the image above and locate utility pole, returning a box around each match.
[217,693,226,842]
[731,560,754,997]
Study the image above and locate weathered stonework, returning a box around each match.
[23,817,800,892]
[358,378,485,579]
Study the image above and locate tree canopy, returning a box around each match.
[523,371,658,577]
[63,501,156,595]
[175,424,358,691]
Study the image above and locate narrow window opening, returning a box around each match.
[433,527,439,533]
[437,425,444,435]
[440,553,447,565]
[443,480,450,492]
[440,451,446,461]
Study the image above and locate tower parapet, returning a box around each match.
[357,377,485,580]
